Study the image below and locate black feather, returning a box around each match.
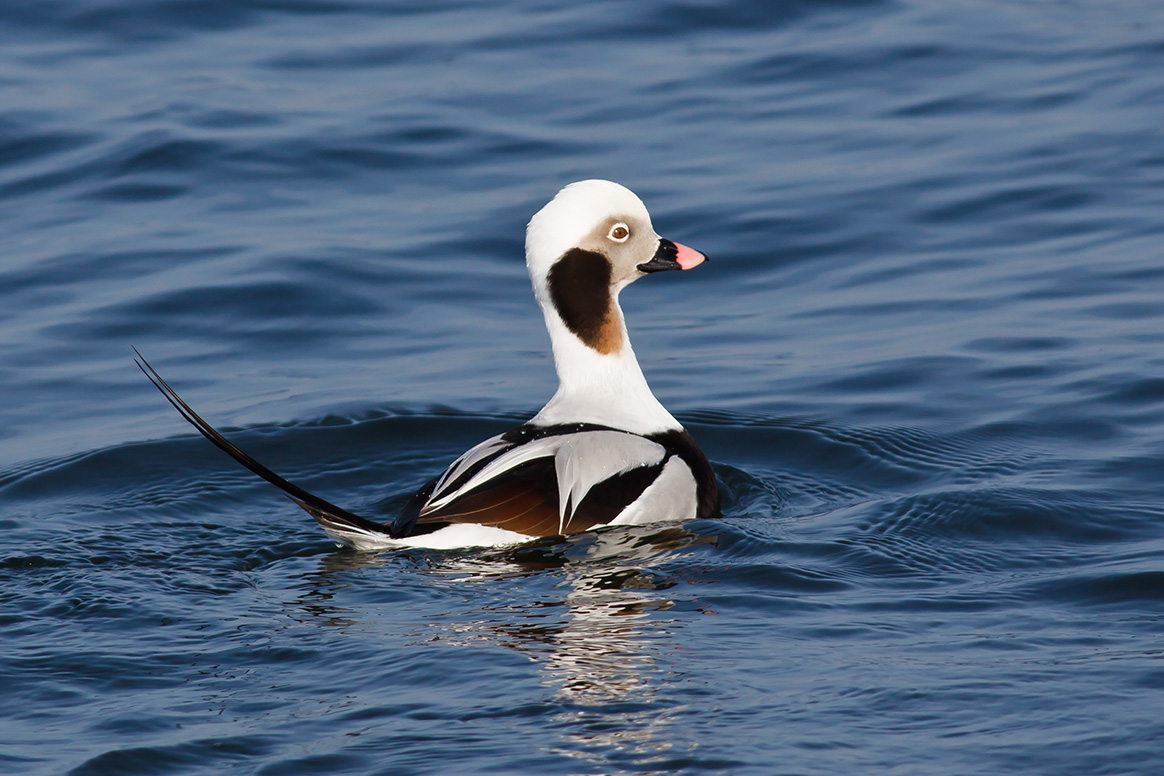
[134,348,397,540]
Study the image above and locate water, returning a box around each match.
[3,0,1164,773]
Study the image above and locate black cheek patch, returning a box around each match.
[547,248,616,352]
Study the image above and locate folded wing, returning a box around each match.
[409,427,671,537]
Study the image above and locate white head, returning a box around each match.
[524,180,708,433]
[525,180,706,356]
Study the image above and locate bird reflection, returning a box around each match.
[434,525,718,768]
[289,524,717,769]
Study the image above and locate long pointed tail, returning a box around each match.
[134,348,398,547]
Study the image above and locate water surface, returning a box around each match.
[3,1,1164,774]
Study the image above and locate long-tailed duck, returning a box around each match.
[138,180,717,549]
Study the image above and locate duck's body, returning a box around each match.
[139,180,717,550]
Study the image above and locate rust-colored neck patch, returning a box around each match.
[547,248,623,355]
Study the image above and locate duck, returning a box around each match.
[137,180,718,550]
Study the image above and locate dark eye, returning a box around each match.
[608,223,630,242]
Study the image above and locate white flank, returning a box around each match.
[608,457,698,527]
[322,522,531,551]
[553,431,665,531]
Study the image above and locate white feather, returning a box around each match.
[431,434,512,495]
[608,456,698,527]
[421,435,561,514]
[553,431,665,531]
[322,522,530,551]
[390,524,531,550]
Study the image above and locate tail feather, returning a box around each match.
[134,348,398,545]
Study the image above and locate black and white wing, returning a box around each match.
[397,424,709,538]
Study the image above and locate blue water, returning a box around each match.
[4,0,1164,773]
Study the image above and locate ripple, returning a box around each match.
[0,119,96,173]
[5,0,1164,773]
[1032,567,1164,609]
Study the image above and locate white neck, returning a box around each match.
[530,288,682,435]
